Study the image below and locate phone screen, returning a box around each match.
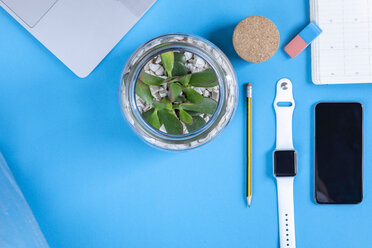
[315,102,363,204]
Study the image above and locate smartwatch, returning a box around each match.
[273,78,297,248]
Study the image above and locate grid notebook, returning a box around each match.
[311,0,372,84]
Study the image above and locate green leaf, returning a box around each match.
[157,109,183,135]
[179,107,193,124]
[166,74,191,86]
[153,101,165,110]
[189,68,218,88]
[181,98,217,115]
[138,71,165,86]
[174,52,186,63]
[179,74,192,86]
[142,108,161,129]
[161,97,173,110]
[135,80,153,104]
[168,82,183,102]
[185,110,201,116]
[186,87,203,103]
[185,116,206,133]
[172,52,188,76]
[175,95,187,103]
[160,51,174,77]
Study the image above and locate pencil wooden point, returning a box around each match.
[247,196,251,207]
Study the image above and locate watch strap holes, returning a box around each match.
[284,213,290,247]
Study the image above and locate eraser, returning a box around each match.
[284,22,322,58]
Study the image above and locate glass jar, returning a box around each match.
[119,33,238,151]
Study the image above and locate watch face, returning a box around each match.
[274,150,297,177]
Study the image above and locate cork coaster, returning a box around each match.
[233,16,280,63]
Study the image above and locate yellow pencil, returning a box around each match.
[247,83,252,207]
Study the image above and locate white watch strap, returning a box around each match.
[276,177,296,248]
[274,78,296,248]
[274,78,295,150]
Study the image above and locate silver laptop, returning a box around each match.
[0,0,157,77]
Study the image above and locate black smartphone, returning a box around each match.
[315,102,363,204]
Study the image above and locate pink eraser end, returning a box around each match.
[284,35,308,58]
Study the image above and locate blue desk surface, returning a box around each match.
[1,0,371,247]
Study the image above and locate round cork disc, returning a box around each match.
[233,16,280,63]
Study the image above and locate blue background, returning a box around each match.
[0,0,371,247]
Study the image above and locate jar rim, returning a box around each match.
[119,33,238,150]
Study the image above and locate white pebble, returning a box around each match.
[193,57,205,68]
[174,36,184,41]
[153,92,161,101]
[186,63,194,71]
[143,105,152,112]
[145,70,155,76]
[149,63,161,72]
[143,63,150,71]
[149,85,160,95]
[203,90,210,97]
[212,49,220,59]
[184,52,193,60]
[181,122,188,134]
[159,125,166,132]
[192,87,203,94]
[211,91,219,101]
[136,100,144,109]
[159,88,168,97]
[154,66,165,76]
[190,141,199,147]
[159,92,167,98]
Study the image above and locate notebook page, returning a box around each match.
[311,0,372,84]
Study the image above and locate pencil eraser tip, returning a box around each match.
[247,83,252,86]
